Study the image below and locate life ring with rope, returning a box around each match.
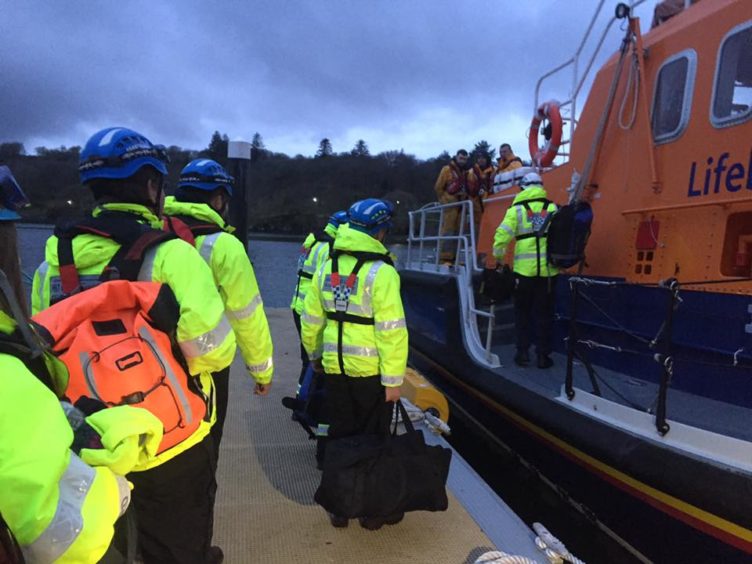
[528,100,563,168]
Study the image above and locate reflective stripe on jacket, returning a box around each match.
[493,186,559,278]
[30,203,236,464]
[290,223,337,315]
[301,224,408,387]
[0,353,127,563]
[164,197,274,384]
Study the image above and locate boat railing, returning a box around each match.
[405,199,500,368]
[564,275,682,436]
[533,0,649,166]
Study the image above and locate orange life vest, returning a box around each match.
[33,280,208,454]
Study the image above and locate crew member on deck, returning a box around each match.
[496,143,523,175]
[492,172,558,370]
[434,150,469,262]
[467,152,495,236]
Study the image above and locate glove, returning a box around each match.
[61,401,104,454]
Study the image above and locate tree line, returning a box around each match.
[0,134,498,235]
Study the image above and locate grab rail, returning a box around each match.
[405,199,500,368]
[533,0,649,166]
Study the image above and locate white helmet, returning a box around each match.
[520,172,543,189]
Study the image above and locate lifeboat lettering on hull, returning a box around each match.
[687,149,752,197]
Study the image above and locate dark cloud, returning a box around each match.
[1,0,659,158]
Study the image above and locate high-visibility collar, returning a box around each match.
[163,196,233,233]
[92,203,161,229]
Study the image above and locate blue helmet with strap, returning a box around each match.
[327,210,349,229]
[347,199,394,235]
[178,159,234,196]
[79,127,168,184]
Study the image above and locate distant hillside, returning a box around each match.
[1,134,499,235]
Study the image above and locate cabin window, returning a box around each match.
[711,21,752,128]
[651,50,696,143]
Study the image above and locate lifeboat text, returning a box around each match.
[687,150,752,197]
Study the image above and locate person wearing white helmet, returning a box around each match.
[492,172,559,369]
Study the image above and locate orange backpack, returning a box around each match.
[34,212,210,455]
[33,279,208,454]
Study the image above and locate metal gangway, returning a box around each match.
[404,198,510,369]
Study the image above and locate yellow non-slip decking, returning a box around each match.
[213,308,539,563]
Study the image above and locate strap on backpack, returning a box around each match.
[326,253,372,376]
[168,214,224,238]
[330,249,394,268]
[55,213,179,296]
[514,199,553,277]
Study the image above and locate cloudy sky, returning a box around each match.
[2,1,660,159]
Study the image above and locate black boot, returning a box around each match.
[384,513,404,526]
[328,513,349,528]
[514,349,530,367]
[358,516,385,531]
[537,354,553,369]
[206,546,224,564]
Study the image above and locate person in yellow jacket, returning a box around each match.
[31,127,236,564]
[302,198,408,531]
[466,152,495,236]
[0,270,162,564]
[164,158,274,457]
[497,143,524,175]
[433,149,469,261]
[493,172,558,369]
[290,210,347,386]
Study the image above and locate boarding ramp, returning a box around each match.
[405,199,500,369]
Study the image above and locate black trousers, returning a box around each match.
[292,310,310,386]
[127,435,217,564]
[323,373,392,441]
[514,274,558,356]
[209,366,231,461]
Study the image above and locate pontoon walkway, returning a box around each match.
[213,308,542,563]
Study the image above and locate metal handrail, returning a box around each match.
[405,199,500,368]
[533,0,649,166]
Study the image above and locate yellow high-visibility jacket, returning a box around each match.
[0,312,135,563]
[164,197,274,384]
[496,154,524,175]
[493,186,559,278]
[31,203,236,466]
[467,164,495,197]
[290,223,338,316]
[301,224,408,387]
[434,160,467,203]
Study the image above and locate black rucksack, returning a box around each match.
[546,201,594,268]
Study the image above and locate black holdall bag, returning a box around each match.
[314,400,452,519]
[480,264,515,303]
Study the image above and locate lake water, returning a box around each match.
[16,224,303,308]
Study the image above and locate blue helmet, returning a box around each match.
[348,199,394,235]
[79,127,168,185]
[327,210,348,229]
[178,159,234,196]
